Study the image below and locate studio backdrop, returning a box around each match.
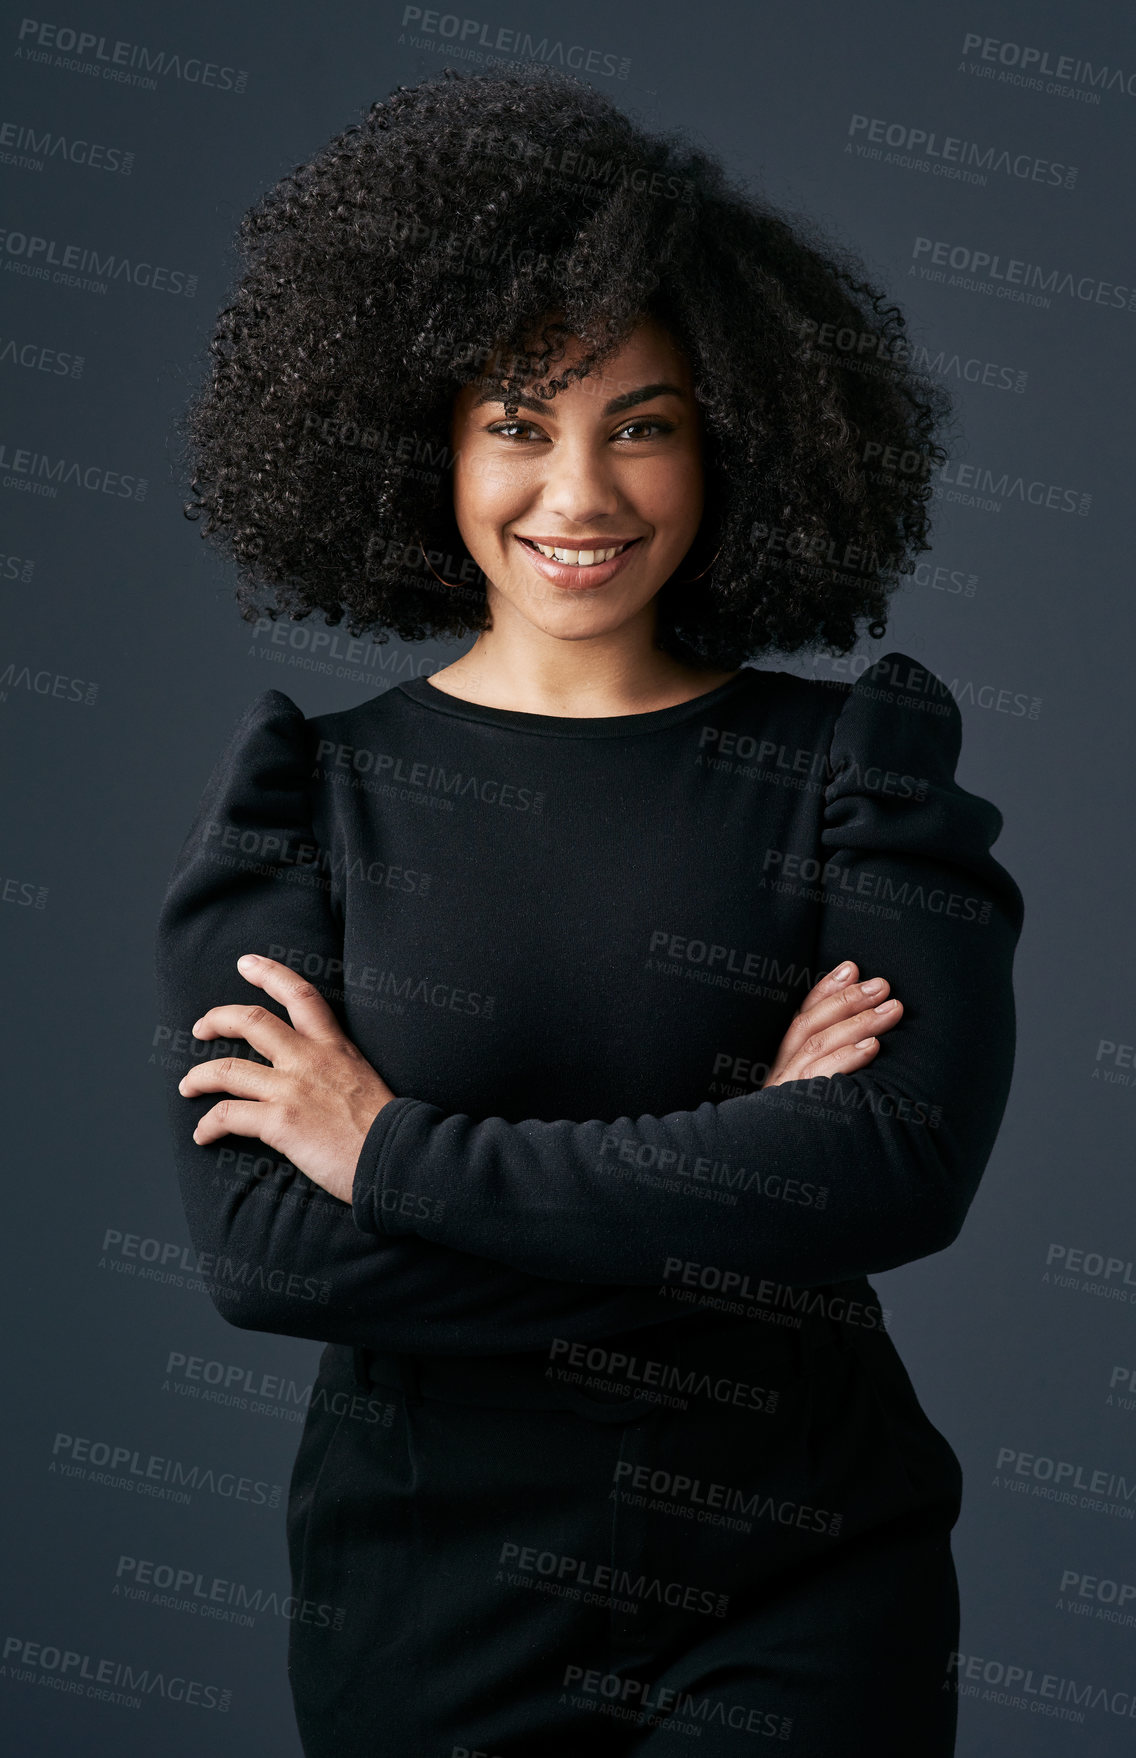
[2,1,1133,1754]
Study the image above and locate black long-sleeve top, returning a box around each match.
[153,650,1024,1356]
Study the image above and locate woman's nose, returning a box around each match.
[534,436,624,520]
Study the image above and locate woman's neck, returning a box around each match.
[423,638,739,718]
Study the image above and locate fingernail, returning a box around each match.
[829,963,853,982]
[874,998,898,1013]
[191,1019,204,1034]
[237,953,259,969]
[860,978,885,997]
[855,1036,877,1048]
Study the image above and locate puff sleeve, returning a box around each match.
[353,652,1025,1287]
[153,689,704,1352]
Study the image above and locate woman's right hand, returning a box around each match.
[761,961,903,1089]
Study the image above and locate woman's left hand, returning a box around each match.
[177,953,397,1204]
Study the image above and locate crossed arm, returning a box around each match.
[157,673,1023,1344]
[179,951,907,1207]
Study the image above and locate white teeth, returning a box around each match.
[530,541,630,566]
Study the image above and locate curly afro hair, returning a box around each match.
[179,63,956,670]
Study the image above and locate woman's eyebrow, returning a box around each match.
[470,381,685,417]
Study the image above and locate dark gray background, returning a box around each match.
[2,0,1133,1749]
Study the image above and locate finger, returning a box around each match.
[178,1056,277,1102]
[234,953,343,1042]
[779,976,893,1059]
[763,1033,881,1090]
[805,974,891,1023]
[192,1001,296,1062]
[796,960,860,1013]
[796,1036,883,1081]
[192,1096,282,1148]
[762,998,903,1088]
[795,998,904,1066]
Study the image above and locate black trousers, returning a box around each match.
[285,1303,962,1756]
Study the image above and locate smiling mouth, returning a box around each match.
[515,536,642,567]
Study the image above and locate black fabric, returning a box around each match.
[350,661,1024,1291]
[285,1312,963,1756]
[153,648,1023,1754]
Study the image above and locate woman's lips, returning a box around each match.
[513,534,644,589]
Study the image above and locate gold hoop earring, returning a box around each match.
[671,544,721,585]
[416,534,466,589]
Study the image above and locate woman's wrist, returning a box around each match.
[350,1094,424,1235]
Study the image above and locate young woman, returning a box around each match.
[155,65,1023,1756]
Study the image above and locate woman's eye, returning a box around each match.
[614,418,674,441]
[486,418,674,442]
[487,420,544,441]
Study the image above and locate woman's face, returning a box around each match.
[449,316,704,642]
